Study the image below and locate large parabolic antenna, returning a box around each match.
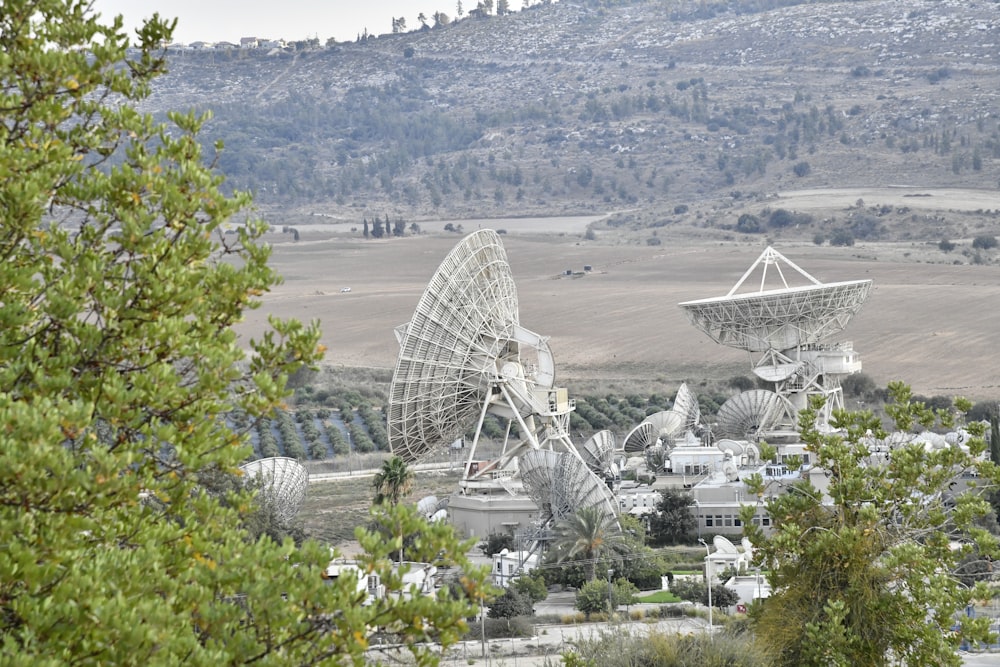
[519,449,618,525]
[388,229,582,484]
[679,247,871,352]
[239,457,308,525]
[679,247,872,431]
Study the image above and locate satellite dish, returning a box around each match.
[580,430,617,476]
[713,534,740,554]
[716,390,785,441]
[679,247,872,430]
[239,456,308,525]
[430,509,448,523]
[645,410,685,442]
[519,449,618,525]
[622,421,656,453]
[417,495,439,517]
[716,439,746,458]
[672,383,701,431]
[387,229,582,482]
[678,247,872,352]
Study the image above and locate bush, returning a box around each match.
[972,235,998,250]
[564,627,770,667]
[736,213,762,234]
[939,238,956,252]
[463,616,534,640]
[792,161,811,177]
[478,533,515,557]
[487,588,533,619]
[830,229,855,246]
[576,578,638,616]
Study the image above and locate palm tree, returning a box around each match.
[372,456,414,506]
[551,506,627,582]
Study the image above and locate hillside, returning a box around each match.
[144,0,1000,244]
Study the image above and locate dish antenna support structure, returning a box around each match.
[679,246,872,431]
[388,229,585,490]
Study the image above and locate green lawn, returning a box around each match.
[638,590,681,603]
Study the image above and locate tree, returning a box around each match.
[373,456,415,506]
[670,577,740,608]
[0,3,486,663]
[479,532,515,556]
[551,507,628,582]
[972,235,998,250]
[574,577,639,616]
[740,383,1000,666]
[649,488,697,545]
[939,238,956,252]
[511,571,548,603]
[487,587,533,618]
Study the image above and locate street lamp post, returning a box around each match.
[692,499,701,539]
[698,538,713,638]
[607,568,615,617]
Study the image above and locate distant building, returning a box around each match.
[239,37,259,48]
[492,548,538,588]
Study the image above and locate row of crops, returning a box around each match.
[239,388,736,463]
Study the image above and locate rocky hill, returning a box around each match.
[144,0,1000,244]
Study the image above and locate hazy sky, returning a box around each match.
[92,1,478,45]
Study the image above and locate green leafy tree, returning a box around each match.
[669,578,739,609]
[0,3,486,663]
[741,383,1000,666]
[574,577,639,616]
[487,587,533,618]
[511,571,548,603]
[972,235,998,250]
[479,532,516,556]
[649,488,698,545]
[551,506,628,582]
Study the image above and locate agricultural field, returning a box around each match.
[241,189,1000,403]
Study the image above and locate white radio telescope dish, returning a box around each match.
[716,390,786,441]
[679,246,871,353]
[387,229,582,482]
[580,430,617,476]
[239,456,308,525]
[672,383,701,432]
[679,246,872,430]
[519,449,618,525]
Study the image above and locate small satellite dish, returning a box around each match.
[672,383,701,431]
[580,430,617,476]
[645,410,685,442]
[239,456,308,525]
[622,421,656,453]
[716,390,786,441]
[417,495,439,517]
[713,535,740,554]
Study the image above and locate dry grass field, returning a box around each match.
[239,188,1000,401]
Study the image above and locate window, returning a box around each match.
[724,516,732,527]
[705,516,714,527]
[762,517,771,527]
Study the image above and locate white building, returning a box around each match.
[492,548,538,588]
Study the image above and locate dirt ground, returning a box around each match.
[238,188,1000,401]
